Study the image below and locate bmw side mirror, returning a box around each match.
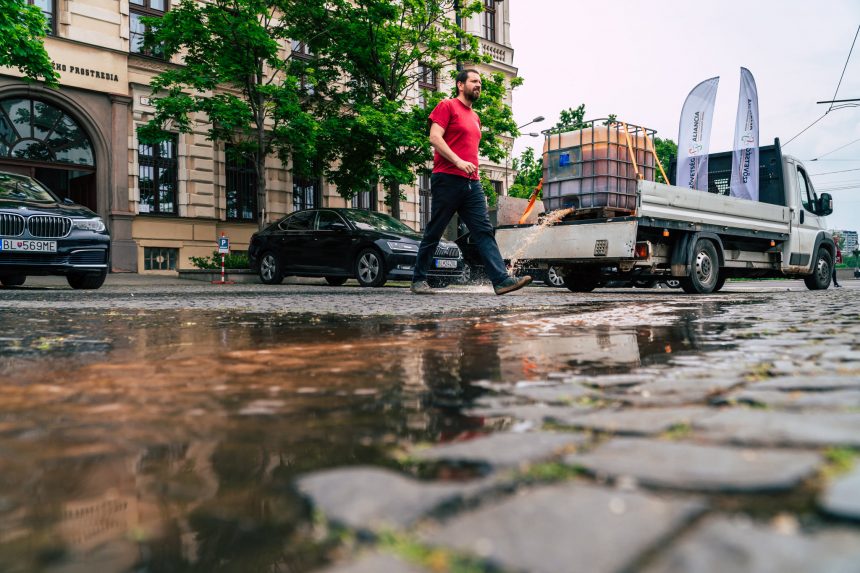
[817,193,833,217]
[330,222,348,231]
[62,197,75,205]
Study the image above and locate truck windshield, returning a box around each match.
[0,173,58,203]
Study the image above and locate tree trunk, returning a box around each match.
[388,181,400,220]
[255,154,267,230]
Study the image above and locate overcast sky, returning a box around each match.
[508,0,860,234]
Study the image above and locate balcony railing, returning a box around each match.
[479,39,511,66]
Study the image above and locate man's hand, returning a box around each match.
[455,160,478,175]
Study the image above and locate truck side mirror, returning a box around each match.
[817,193,833,216]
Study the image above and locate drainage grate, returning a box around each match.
[594,240,609,256]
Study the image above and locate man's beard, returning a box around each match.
[464,88,480,102]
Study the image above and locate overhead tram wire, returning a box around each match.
[784,24,860,147]
[810,137,860,161]
[826,24,860,114]
[809,167,860,176]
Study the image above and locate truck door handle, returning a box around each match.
[800,211,805,224]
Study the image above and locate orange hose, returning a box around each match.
[518,178,543,225]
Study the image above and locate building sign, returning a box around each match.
[0,37,128,96]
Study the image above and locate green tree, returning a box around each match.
[138,0,323,229]
[0,0,59,86]
[652,136,677,183]
[508,146,542,199]
[293,0,520,219]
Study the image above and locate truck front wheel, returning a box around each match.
[680,239,720,294]
[803,248,832,290]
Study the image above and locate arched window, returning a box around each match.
[0,98,95,167]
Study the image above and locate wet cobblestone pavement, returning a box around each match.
[0,276,858,572]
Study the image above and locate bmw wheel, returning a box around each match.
[67,270,107,290]
[0,274,26,287]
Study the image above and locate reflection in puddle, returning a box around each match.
[0,302,733,572]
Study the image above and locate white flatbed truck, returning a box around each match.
[496,140,837,294]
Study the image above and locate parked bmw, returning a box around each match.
[248,208,464,287]
[0,171,110,289]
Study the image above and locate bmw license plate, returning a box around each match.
[0,239,57,253]
[434,258,457,269]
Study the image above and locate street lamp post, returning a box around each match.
[505,115,544,194]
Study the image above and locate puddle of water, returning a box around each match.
[0,303,734,572]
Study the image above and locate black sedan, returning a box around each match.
[248,208,464,287]
[0,171,110,289]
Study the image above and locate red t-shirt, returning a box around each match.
[429,98,482,180]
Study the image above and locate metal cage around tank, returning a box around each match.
[541,119,659,213]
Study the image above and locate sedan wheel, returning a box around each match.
[259,252,284,285]
[355,248,387,287]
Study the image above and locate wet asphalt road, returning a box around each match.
[0,275,858,572]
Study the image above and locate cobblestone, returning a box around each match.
[820,464,860,521]
[566,438,822,491]
[413,431,588,469]
[421,483,704,573]
[642,517,860,573]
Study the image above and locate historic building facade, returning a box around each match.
[0,0,518,272]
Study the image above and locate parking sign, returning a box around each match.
[218,235,230,254]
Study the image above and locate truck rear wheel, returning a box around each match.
[563,272,599,292]
[804,248,832,290]
[680,239,720,294]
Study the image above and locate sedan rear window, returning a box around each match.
[0,173,57,203]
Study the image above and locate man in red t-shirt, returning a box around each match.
[411,69,531,296]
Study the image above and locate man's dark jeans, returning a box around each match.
[413,172,508,286]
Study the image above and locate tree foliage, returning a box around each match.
[138,0,322,228]
[508,146,541,199]
[0,0,58,86]
[652,136,677,183]
[291,0,520,217]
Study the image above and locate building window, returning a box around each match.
[225,148,257,222]
[483,0,497,42]
[291,40,313,59]
[492,179,503,197]
[293,178,318,211]
[351,190,371,210]
[143,247,178,270]
[138,135,178,215]
[130,0,168,57]
[417,63,438,109]
[418,64,437,90]
[0,98,95,166]
[418,172,431,230]
[30,0,56,35]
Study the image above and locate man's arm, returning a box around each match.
[429,122,477,176]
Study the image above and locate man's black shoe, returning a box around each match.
[494,275,532,295]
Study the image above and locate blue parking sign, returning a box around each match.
[218,236,230,254]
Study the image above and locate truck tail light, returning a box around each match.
[635,241,651,259]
